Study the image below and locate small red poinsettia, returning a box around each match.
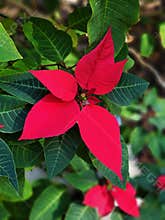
[20,29,127,179]
[0,124,4,129]
[83,182,140,217]
[156,175,165,190]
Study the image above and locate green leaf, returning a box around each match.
[159,22,165,48]
[0,139,18,190]
[68,6,92,32]
[88,0,139,54]
[70,155,90,172]
[0,72,48,104]
[124,56,135,71]
[43,128,81,178]
[1,18,17,35]
[9,141,43,168]
[130,127,145,155]
[23,17,72,62]
[111,212,123,220]
[0,23,22,62]
[30,186,66,220]
[13,48,41,71]
[149,116,165,132]
[140,33,154,57]
[107,73,149,106]
[64,169,97,192]
[92,139,128,188]
[0,176,32,202]
[147,133,161,158]
[0,203,10,220]
[65,203,98,220]
[0,95,29,133]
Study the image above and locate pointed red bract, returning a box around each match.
[77,105,122,179]
[75,29,127,95]
[0,124,4,129]
[20,94,80,140]
[156,175,165,190]
[83,185,114,216]
[30,70,77,101]
[111,183,140,217]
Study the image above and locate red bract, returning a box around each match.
[156,175,165,190]
[20,29,127,179]
[0,124,3,129]
[83,183,140,217]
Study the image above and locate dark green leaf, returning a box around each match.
[64,169,97,192]
[0,23,22,62]
[107,73,149,106]
[65,203,98,220]
[0,72,48,104]
[68,6,92,32]
[0,95,29,133]
[23,17,72,62]
[0,203,10,220]
[0,138,18,190]
[9,141,43,168]
[30,186,66,220]
[0,176,32,202]
[44,128,81,178]
[88,0,139,54]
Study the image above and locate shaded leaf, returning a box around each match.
[0,72,48,104]
[0,95,29,133]
[88,0,139,54]
[107,73,149,106]
[68,6,92,32]
[65,203,98,220]
[30,186,66,220]
[0,138,18,190]
[44,128,81,178]
[64,169,97,192]
[9,141,43,168]
[0,203,10,220]
[23,17,72,62]
[0,23,22,62]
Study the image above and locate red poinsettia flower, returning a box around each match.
[156,175,165,190]
[20,29,127,179]
[83,183,140,217]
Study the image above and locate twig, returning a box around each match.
[128,47,165,89]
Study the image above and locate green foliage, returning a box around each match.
[9,141,43,168]
[30,185,67,220]
[23,17,72,62]
[0,139,18,190]
[107,73,149,106]
[140,33,154,57]
[68,6,92,32]
[0,203,10,220]
[0,1,161,219]
[0,95,28,133]
[0,72,47,104]
[159,22,165,48]
[65,203,98,220]
[43,128,81,178]
[88,0,139,54]
[0,23,22,62]
[64,169,97,192]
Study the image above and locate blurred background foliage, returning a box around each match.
[0,0,165,220]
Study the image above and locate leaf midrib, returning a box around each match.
[32,190,64,220]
